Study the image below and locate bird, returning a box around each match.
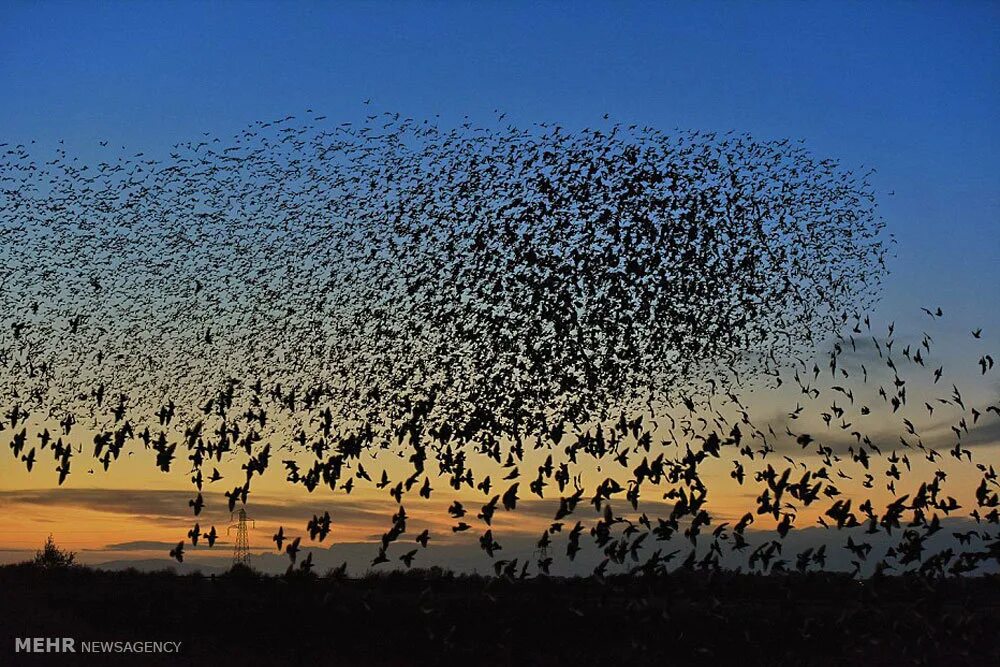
[399,549,418,568]
[286,537,301,563]
[10,110,997,591]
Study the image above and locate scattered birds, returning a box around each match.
[0,112,995,582]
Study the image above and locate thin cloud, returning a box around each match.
[88,540,231,552]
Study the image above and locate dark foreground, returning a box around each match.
[1,564,998,666]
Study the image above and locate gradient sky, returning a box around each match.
[1,1,998,570]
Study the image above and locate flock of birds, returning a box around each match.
[0,110,888,433]
[3,112,997,580]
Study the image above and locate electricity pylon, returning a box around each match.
[228,507,254,567]
[533,541,551,575]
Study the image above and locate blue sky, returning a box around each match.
[1,1,997,331]
[1,2,998,568]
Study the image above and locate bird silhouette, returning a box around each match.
[3,111,997,588]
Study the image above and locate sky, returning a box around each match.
[1,1,996,319]
[0,1,998,572]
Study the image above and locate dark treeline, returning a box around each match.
[2,562,997,666]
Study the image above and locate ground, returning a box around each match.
[1,564,997,666]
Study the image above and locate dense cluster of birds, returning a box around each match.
[5,113,998,581]
[0,110,889,435]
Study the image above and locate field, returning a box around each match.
[2,564,998,666]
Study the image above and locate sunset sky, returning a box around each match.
[0,2,997,574]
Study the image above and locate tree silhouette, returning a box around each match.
[32,534,76,569]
